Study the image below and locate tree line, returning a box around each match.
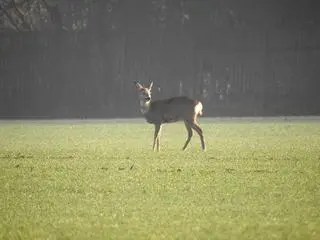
[0,0,319,118]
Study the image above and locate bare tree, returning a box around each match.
[0,0,65,31]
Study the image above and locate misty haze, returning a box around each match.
[0,1,319,239]
[0,0,319,118]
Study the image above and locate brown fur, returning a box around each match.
[134,81,206,151]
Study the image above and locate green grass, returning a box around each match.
[0,118,319,240]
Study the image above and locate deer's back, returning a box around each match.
[145,96,201,124]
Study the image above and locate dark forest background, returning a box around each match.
[0,0,319,118]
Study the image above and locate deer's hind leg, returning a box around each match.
[182,120,193,150]
[190,122,206,151]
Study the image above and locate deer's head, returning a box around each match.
[134,81,153,102]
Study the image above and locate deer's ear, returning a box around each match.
[134,81,143,90]
[148,81,153,90]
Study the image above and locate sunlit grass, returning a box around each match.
[0,119,319,239]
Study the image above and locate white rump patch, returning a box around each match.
[195,102,203,116]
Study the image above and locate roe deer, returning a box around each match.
[133,81,206,151]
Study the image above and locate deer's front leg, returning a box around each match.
[156,137,160,151]
[153,124,162,151]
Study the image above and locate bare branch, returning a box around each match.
[0,1,19,30]
[12,0,32,30]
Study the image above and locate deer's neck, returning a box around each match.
[139,100,151,115]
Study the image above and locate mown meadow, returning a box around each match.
[0,118,319,239]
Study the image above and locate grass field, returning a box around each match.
[0,118,319,240]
